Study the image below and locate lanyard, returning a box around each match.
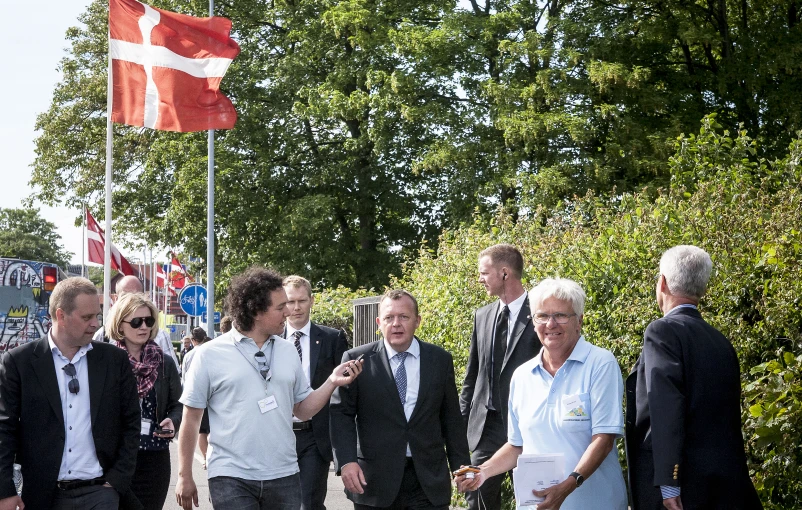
[233,337,275,392]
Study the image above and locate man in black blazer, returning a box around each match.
[625,245,762,510]
[0,277,140,510]
[459,244,541,510]
[330,289,470,509]
[284,275,348,510]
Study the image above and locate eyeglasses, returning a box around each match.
[533,313,577,324]
[123,316,156,329]
[62,363,80,394]
[254,351,271,380]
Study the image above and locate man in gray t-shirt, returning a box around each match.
[175,267,363,510]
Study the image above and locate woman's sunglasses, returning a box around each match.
[123,316,156,329]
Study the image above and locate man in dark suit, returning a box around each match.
[625,245,762,510]
[283,275,348,510]
[0,277,140,510]
[330,289,470,509]
[459,244,540,510]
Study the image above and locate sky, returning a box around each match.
[1,0,95,264]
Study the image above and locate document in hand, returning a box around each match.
[512,453,565,506]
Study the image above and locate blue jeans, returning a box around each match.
[209,473,302,510]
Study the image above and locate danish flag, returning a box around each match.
[109,0,240,132]
[86,208,137,276]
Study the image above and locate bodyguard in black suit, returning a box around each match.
[284,276,349,510]
[625,246,762,510]
[0,277,140,510]
[459,244,540,510]
[330,290,470,509]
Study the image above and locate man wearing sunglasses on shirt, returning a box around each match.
[0,277,141,510]
[175,266,364,510]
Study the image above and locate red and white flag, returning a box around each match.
[155,263,167,289]
[109,0,240,132]
[86,208,138,276]
[167,253,193,291]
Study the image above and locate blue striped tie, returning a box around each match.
[394,352,409,404]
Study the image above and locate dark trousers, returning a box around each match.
[354,458,447,510]
[465,410,510,510]
[51,484,120,510]
[295,428,330,510]
[130,448,171,510]
[209,473,302,510]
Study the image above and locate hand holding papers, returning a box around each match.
[512,453,565,506]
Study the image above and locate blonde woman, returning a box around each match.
[107,292,182,510]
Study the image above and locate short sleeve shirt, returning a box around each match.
[180,328,313,480]
[507,337,627,510]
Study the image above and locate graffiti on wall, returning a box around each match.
[0,259,51,350]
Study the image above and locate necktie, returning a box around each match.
[489,305,509,409]
[394,352,409,405]
[292,331,303,362]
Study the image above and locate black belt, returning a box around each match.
[57,478,106,490]
[293,421,313,431]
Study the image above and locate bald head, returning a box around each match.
[116,275,144,297]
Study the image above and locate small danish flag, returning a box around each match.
[109,0,240,132]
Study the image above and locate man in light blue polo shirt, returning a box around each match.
[175,267,363,510]
[456,278,627,510]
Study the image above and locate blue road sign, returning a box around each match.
[179,284,208,316]
[201,311,221,324]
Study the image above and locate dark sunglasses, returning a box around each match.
[123,316,156,329]
[254,351,271,380]
[62,363,80,394]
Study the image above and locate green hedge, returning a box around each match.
[317,117,802,508]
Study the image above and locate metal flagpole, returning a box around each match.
[82,205,86,278]
[103,27,114,319]
[206,0,216,336]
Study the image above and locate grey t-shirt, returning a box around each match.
[180,328,312,480]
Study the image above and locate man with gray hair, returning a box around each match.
[625,246,762,510]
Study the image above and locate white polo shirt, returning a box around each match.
[180,328,312,480]
[507,336,627,510]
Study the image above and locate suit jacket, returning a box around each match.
[330,339,470,508]
[0,338,141,510]
[286,323,348,461]
[459,297,540,450]
[624,307,762,510]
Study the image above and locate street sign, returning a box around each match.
[201,311,221,324]
[179,283,207,316]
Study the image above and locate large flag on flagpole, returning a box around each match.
[85,208,138,277]
[109,0,240,132]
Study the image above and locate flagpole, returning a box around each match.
[82,205,86,278]
[206,0,216,336]
[103,27,114,319]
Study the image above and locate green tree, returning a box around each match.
[0,208,72,267]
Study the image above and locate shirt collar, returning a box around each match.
[665,303,698,317]
[48,330,93,362]
[499,291,527,319]
[531,335,590,372]
[384,337,421,359]
[230,326,278,348]
[287,321,311,338]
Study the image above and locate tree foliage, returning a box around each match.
[316,118,802,508]
[0,208,73,268]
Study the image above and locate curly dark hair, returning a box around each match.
[225,266,284,332]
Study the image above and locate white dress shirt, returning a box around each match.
[286,321,312,384]
[498,290,528,345]
[48,333,104,481]
[385,337,421,457]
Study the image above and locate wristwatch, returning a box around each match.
[569,471,585,487]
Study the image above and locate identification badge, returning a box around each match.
[258,395,278,414]
[140,419,152,435]
[562,394,589,418]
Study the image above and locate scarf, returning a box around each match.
[118,340,162,399]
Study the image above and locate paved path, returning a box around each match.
[165,442,352,509]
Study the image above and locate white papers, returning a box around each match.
[512,453,565,506]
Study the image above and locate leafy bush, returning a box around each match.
[319,117,802,507]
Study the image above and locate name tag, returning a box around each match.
[141,419,152,435]
[562,394,589,418]
[258,395,278,414]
